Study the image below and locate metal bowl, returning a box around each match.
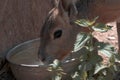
[6,38,80,80]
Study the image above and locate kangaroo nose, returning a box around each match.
[38,49,46,61]
[38,49,54,63]
[46,56,55,63]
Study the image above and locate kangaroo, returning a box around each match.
[39,0,120,63]
[38,0,80,62]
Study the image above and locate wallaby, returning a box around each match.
[38,0,120,63]
[38,0,81,63]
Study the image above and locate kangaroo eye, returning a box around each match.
[53,30,62,39]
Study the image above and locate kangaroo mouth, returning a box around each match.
[38,50,55,64]
[44,56,55,64]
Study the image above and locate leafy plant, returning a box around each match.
[47,59,66,80]
[48,17,120,80]
[71,17,120,80]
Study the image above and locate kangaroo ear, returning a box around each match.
[61,0,78,17]
[54,0,66,15]
[52,0,78,22]
[54,0,78,21]
[69,2,78,18]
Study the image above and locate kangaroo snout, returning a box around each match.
[38,48,55,64]
[38,49,46,61]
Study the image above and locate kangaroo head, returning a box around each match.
[38,0,80,63]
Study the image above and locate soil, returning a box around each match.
[93,22,118,51]
[93,22,119,65]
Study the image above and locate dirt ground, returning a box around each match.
[93,21,119,66]
[93,21,119,51]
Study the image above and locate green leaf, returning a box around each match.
[92,23,112,32]
[89,53,103,65]
[94,63,108,74]
[53,59,61,67]
[109,66,116,75]
[72,33,91,52]
[104,69,114,80]
[79,67,88,80]
[71,72,81,80]
[96,42,115,58]
[53,75,62,80]
[109,55,115,65]
[113,65,118,71]
[50,59,61,69]
[88,77,95,80]
[85,62,93,71]
[82,71,87,80]
[97,76,106,80]
[114,54,120,62]
[78,49,88,61]
[75,16,99,27]
[47,67,53,71]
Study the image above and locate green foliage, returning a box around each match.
[72,17,120,80]
[75,17,99,27]
[47,59,66,80]
[72,33,91,52]
[92,23,112,32]
[75,16,112,32]
[48,17,120,80]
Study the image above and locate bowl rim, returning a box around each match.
[6,38,46,67]
[6,38,77,68]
